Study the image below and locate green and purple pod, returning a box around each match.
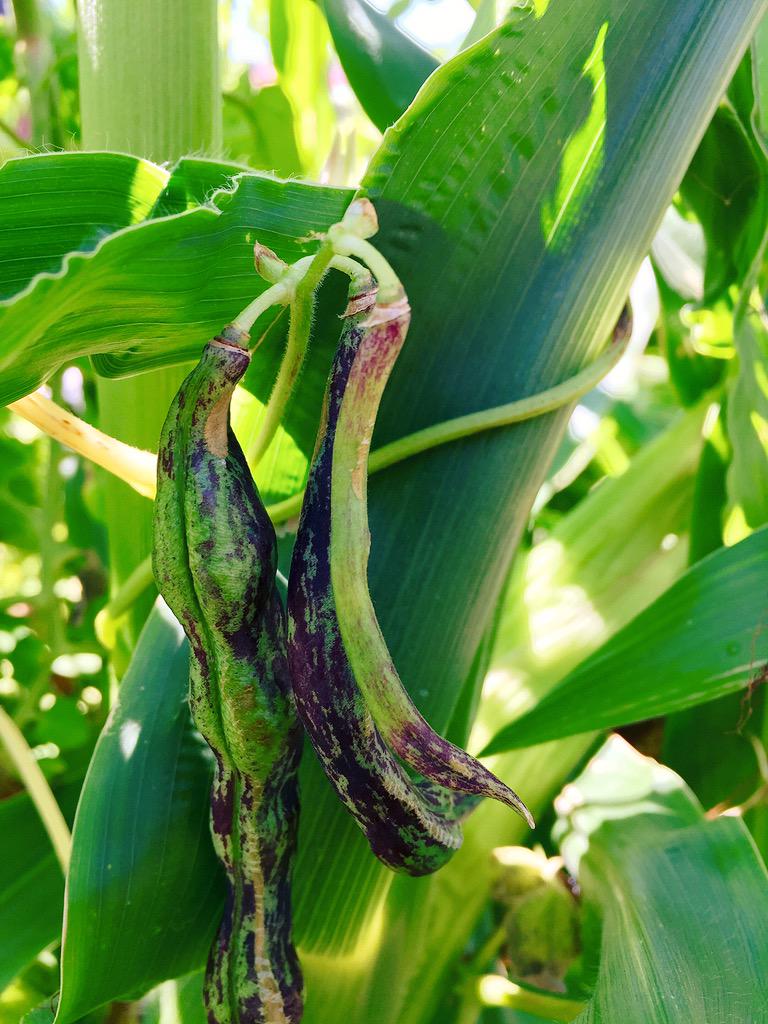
[287,275,532,877]
[154,328,303,1024]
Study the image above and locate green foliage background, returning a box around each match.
[1,1,768,1023]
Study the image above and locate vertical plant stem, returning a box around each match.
[77,0,222,644]
[0,706,71,873]
[11,0,54,147]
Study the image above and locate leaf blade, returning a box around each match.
[55,602,223,1023]
[482,527,768,755]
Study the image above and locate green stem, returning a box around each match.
[249,242,335,467]
[329,232,403,304]
[11,0,54,147]
[0,705,71,873]
[94,329,629,617]
[103,557,157,625]
[267,327,630,522]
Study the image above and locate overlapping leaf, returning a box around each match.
[0,154,352,414]
[555,737,768,1022]
[0,785,79,991]
[482,527,768,755]
[321,0,438,131]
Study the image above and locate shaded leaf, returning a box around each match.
[55,601,223,1023]
[728,313,768,528]
[0,785,78,991]
[482,527,768,754]
[322,0,438,131]
[679,48,768,300]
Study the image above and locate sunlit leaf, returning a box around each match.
[555,736,768,1023]
[223,74,303,178]
[269,0,335,177]
[0,153,352,475]
[0,153,166,303]
[482,527,768,755]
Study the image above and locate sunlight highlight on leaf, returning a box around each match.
[542,21,607,247]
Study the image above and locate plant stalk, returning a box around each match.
[11,0,54,147]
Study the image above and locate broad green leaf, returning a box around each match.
[482,526,768,755]
[662,688,765,811]
[0,154,352,464]
[679,49,768,300]
[321,0,439,131]
[55,601,223,1024]
[0,785,78,991]
[377,406,705,1024]
[688,398,730,562]
[728,313,768,528]
[292,4,766,1020]
[46,394,705,1019]
[555,736,768,1023]
[149,157,250,217]
[0,153,167,303]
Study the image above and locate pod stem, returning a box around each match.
[248,241,336,467]
[230,264,306,337]
[328,231,403,305]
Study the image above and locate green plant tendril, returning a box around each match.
[99,320,629,622]
[267,322,631,521]
[248,242,336,467]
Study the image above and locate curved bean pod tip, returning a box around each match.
[287,275,532,879]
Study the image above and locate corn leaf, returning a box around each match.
[0,785,78,991]
[555,736,768,1022]
[482,526,768,755]
[321,0,438,131]
[54,602,223,1023]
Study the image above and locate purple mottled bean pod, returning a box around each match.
[287,274,532,876]
[154,327,303,1023]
